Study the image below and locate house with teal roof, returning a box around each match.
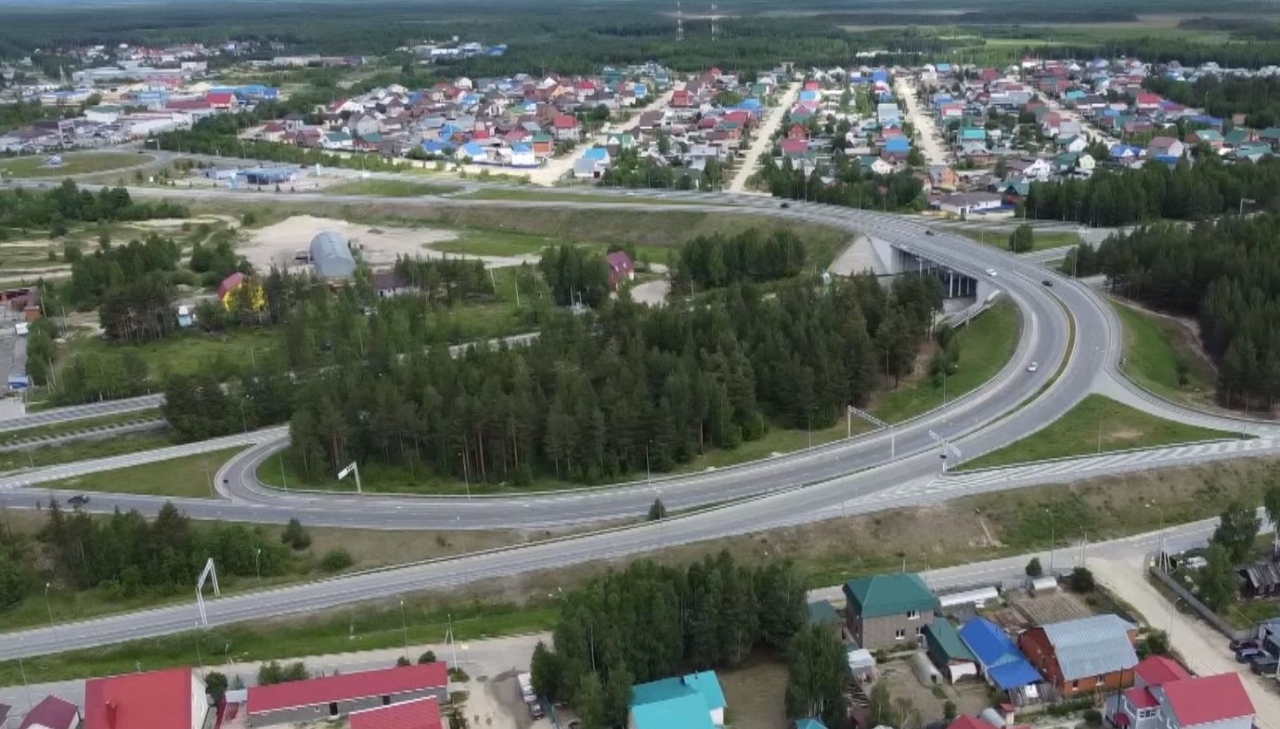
[793,720,828,729]
[843,572,937,650]
[630,671,726,729]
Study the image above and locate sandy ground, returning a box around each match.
[241,215,538,272]
[895,75,949,167]
[1091,557,1280,729]
[730,83,799,193]
[631,280,670,307]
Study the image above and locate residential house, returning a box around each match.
[1223,127,1257,149]
[937,192,1004,217]
[957,619,1044,703]
[552,115,580,142]
[1189,129,1223,150]
[84,667,209,729]
[606,250,634,289]
[928,166,960,192]
[531,133,554,157]
[1016,614,1139,697]
[348,697,442,729]
[792,720,827,729]
[807,600,843,641]
[842,572,937,650]
[1111,657,1253,729]
[247,663,448,727]
[1109,144,1144,163]
[925,620,978,682]
[17,696,80,729]
[1146,136,1185,159]
[371,271,412,299]
[1004,157,1052,181]
[1057,135,1087,154]
[629,672,726,729]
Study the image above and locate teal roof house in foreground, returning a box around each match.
[629,671,726,729]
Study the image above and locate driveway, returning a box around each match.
[1091,557,1280,729]
[728,83,799,193]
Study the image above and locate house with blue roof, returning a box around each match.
[630,671,726,729]
[793,720,827,729]
[958,618,1044,701]
[456,141,488,163]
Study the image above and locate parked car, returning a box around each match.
[1231,638,1259,652]
[1236,647,1264,663]
[1250,655,1279,675]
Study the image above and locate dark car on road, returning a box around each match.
[67,494,90,507]
[1042,279,1053,287]
[780,202,790,208]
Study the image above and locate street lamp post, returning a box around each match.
[399,598,409,660]
[645,441,652,486]
[1046,507,1056,574]
[43,582,54,628]
[254,547,262,584]
[1147,502,1166,571]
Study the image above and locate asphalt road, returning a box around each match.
[2,186,1276,657]
[0,394,162,433]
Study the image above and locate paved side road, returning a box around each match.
[728,83,798,193]
[1092,558,1279,729]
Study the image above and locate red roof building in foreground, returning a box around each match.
[83,667,207,729]
[348,696,443,729]
[247,663,447,727]
[1112,669,1253,729]
[1133,655,1190,688]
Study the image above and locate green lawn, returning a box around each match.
[326,179,461,197]
[430,229,555,257]
[0,409,162,446]
[62,328,279,381]
[871,301,1020,423]
[462,188,707,205]
[1112,299,1217,408]
[957,228,1081,252]
[0,153,153,178]
[962,394,1238,470]
[0,430,177,472]
[0,582,556,685]
[46,446,245,498]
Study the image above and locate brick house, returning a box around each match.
[842,572,936,651]
[1016,615,1138,697]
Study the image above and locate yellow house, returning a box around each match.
[217,272,266,311]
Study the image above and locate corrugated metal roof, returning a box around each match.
[309,231,356,279]
[1040,615,1138,681]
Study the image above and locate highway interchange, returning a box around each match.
[1,184,1279,660]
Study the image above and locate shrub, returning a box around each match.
[1069,566,1096,592]
[281,518,311,550]
[418,650,437,664]
[1025,557,1043,578]
[320,548,353,572]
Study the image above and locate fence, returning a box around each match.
[1148,559,1248,642]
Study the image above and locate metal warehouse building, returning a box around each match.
[246,662,448,727]
[308,230,357,280]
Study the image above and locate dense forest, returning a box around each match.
[282,270,939,486]
[672,229,807,291]
[528,553,850,729]
[0,501,299,609]
[1144,75,1280,129]
[1076,213,1280,409]
[0,180,187,233]
[1021,156,1280,226]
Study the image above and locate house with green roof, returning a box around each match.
[1223,127,1256,149]
[842,572,937,650]
[925,619,978,682]
[630,671,725,729]
[807,600,842,640]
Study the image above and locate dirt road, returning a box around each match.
[894,74,948,167]
[1091,557,1279,729]
[728,83,799,193]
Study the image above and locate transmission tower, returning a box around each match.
[711,3,718,41]
[677,0,684,41]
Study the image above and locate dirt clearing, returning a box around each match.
[240,215,540,271]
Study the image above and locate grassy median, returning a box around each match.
[1112,298,1217,409]
[961,394,1237,470]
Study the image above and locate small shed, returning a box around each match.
[1028,576,1058,595]
[846,643,876,682]
[925,620,978,683]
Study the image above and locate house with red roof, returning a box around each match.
[17,695,80,729]
[1112,658,1253,729]
[83,667,208,729]
[605,250,634,289]
[551,115,580,142]
[247,662,448,727]
[348,696,443,729]
[205,92,235,110]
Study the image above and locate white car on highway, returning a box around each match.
[986,268,998,277]
[1027,362,1039,373]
